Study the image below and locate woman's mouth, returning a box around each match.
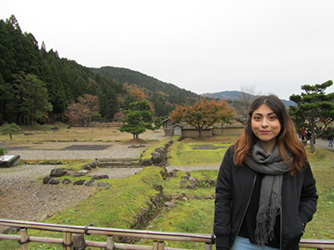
[259,130,271,135]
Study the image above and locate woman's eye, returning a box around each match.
[269,116,277,120]
[253,116,261,121]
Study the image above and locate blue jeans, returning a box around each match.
[231,236,279,250]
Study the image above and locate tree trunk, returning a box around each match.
[198,128,203,139]
[310,136,316,153]
[221,121,225,135]
[310,120,316,153]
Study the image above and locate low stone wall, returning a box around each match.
[42,161,111,187]
[139,139,174,167]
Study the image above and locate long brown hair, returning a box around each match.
[233,95,307,174]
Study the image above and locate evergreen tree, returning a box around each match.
[98,83,119,120]
[10,71,52,125]
[0,80,16,123]
[0,123,21,140]
[119,100,154,139]
[289,80,334,152]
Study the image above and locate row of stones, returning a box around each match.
[42,163,110,187]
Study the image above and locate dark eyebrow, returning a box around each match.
[253,112,276,116]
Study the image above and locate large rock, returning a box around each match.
[164,201,176,210]
[167,169,179,178]
[72,170,88,177]
[151,152,163,164]
[43,176,51,184]
[74,180,86,185]
[180,174,199,189]
[82,162,97,170]
[49,178,60,185]
[155,147,164,154]
[85,179,95,186]
[92,174,109,180]
[82,164,91,171]
[141,158,152,166]
[189,176,199,185]
[62,178,72,185]
[50,168,68,177]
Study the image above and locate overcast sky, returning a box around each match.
[1,0,334,100]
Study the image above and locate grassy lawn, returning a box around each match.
[0,128,333,249]
[0,123,164,143]
[168,135,238,166]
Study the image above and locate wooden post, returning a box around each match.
[63,232,72,250]
[73,234,85,250]
[106,236,114,250]
[20,228,28,250]
[157,240,164,250]
[153,240,158,250]
[205,243,212,250]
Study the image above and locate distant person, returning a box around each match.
[301,127,306,141]
[214,95,318,250]
[325,127,334,147]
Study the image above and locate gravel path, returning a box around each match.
[0,142,148,228]
[0,164,97,226]
[4,142,146,160]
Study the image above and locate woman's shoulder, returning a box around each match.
[222,145,236,162]
[301,161,313,174]
[225,144,235,155]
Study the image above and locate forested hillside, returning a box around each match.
[0,15,124,125]
[0,15,201,125]
[91,66,200,116]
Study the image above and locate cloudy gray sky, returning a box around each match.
[1,0,334,100]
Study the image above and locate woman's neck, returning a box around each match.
[260,139,277,154]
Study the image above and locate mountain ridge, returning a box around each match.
[201,90,296,107]
[90,66,201,116]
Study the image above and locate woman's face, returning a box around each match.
[251,104,281,151]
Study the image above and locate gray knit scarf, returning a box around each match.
[244,142,291,246]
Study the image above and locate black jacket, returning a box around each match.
[214,146,318,250]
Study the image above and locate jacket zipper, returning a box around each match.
[235,173,257,236]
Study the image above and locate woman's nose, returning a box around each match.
[261,118,269,127]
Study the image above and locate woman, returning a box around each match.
[214,95,318,250]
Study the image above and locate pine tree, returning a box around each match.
[289,80,334,152]
[119,100,154,139]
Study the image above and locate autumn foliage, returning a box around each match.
[125,84,147,100]
[169,99,234,138]
[125,84,155,113]
[64,94,99,127]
